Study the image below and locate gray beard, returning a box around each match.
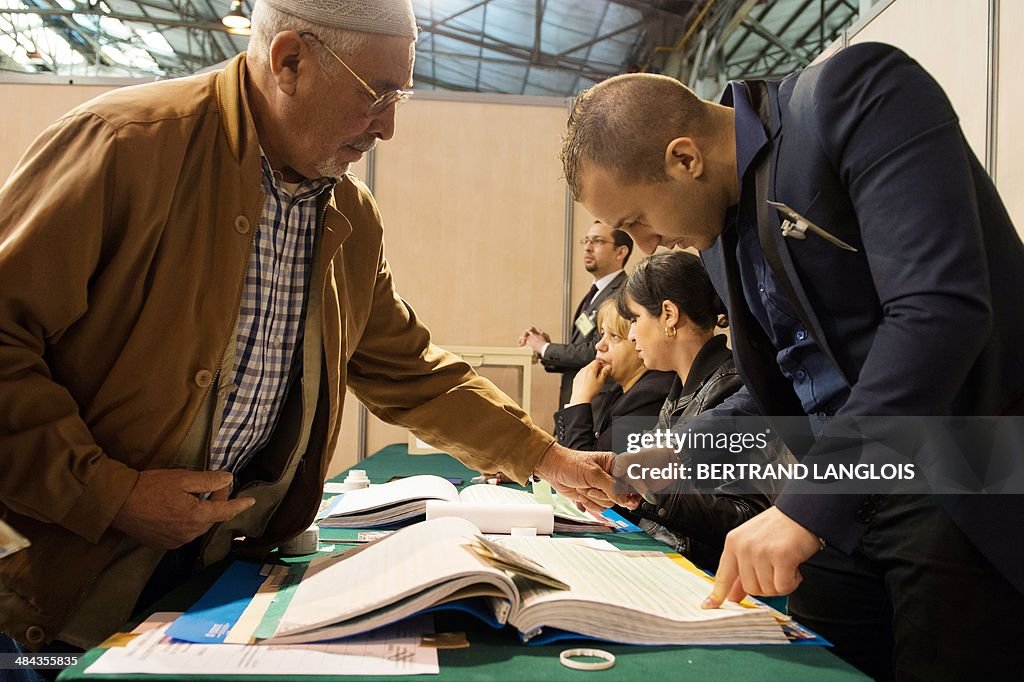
[315,159,350,179]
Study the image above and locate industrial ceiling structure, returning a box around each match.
[0,0,864,97]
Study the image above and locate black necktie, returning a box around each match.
[580,283,599,312]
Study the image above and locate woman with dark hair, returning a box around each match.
[554,299,674,452]
[616,250,783,571]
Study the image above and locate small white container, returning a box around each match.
[340,469,370,491]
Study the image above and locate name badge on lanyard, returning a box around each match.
[574,311,596,336]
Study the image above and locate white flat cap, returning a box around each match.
[261,0,418,41]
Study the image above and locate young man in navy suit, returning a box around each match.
[562,42,1024,680]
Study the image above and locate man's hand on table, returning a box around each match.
[702,507,821,608]
[533,443,637,514]
[111,469,255,550]
[609,447,822,607]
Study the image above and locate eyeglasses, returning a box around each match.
[580,237,612,247]
[299,32,413,118]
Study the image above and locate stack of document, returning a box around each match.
[316,475,457,528]
[85,612,438,676]
[265,517,790,646]
[317,475,611,532]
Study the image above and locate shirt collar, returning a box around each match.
[720,81,769,188]
[259,152,335,200]
[592,270,623,293]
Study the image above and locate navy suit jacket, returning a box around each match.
[699,43,1024,589]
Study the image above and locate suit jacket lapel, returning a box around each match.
[569,271,626,345]
[589,271,626,313]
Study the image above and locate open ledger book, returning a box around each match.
[317,474,610,532]
[264,517,789,646]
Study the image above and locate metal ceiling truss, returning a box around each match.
[0,0,246,76]
[643,0,860,97]
[1,0,864,96]
[728,0,846,76]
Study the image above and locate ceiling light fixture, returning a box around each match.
[222,0,251,30]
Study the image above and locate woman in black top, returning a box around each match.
[554,299,674,452]
[616,251,785,571]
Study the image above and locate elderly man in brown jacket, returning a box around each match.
[0,0,624,657]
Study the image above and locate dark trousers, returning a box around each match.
[131,536,203,618]
[789,494,1024,681]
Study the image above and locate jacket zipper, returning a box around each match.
[199,196,328,558]
[193,203,261,563]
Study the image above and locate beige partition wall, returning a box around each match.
[334,92,574,475]
[996,0,1024,238]
[0,78,138,182]
[844,0,1021,238]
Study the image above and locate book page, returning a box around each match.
[502,539,730,619]
[459,485,603,525]
[496,537,786,644]
[320,474,459,518]
[425,500,554,534]
[270,517,516,642]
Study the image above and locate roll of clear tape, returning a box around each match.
[278,524,319,556]
[559,648,615,671]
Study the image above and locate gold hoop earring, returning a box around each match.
[664,326,677,338]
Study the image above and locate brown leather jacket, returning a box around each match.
[0,54,551,648]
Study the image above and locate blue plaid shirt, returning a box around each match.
[209,157,334,473]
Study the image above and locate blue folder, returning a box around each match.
[165,560,268,644]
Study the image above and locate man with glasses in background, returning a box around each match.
[0,0,628,665]
[519,221,633,413]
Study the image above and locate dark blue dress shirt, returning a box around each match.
[720,82,849,422]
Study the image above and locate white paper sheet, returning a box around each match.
[85,614,439,676]
[425,500,554,534]
[459,484,606,526]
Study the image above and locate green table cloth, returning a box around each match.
[59,444,866,681]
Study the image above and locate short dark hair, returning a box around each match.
[611,228,633,266]
[561,73,709,200]
[616,251,727,331]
